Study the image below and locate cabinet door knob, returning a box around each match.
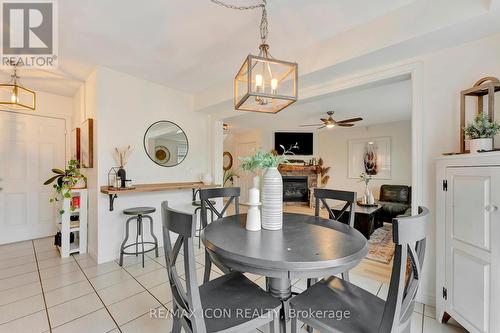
[485,205,498,212]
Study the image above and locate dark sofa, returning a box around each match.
[377,185,411,225]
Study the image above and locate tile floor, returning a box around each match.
[0,237,468,333]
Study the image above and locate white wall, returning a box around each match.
[91,67,212,263]
[317,120,412,198]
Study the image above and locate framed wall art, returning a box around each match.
[71,127,81,164]
[81,118,94,168]
[348,136,391,179]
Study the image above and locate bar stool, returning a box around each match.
[192,189,216,248]
[119,206,158,267]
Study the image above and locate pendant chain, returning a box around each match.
[210,0,268,43]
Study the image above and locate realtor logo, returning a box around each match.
[1,0,58,68]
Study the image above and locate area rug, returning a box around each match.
[366,223,395,264]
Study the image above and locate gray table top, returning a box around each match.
[202,213,368,274]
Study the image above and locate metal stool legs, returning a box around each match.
[119,213,159,268]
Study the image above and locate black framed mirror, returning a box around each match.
[143,121,189,167]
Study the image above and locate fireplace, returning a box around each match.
[283,176,309,202]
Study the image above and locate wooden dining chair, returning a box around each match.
[200,187,240,283]
[310,188,357,286]
[161,202,281,333]
[290,206,429,333]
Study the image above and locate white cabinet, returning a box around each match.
[56,189,87,258]
[436,153,500,333]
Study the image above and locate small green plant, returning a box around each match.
[464,113,500,139]
[240,151,288,172]
[223,169,239,186]
[358,172,372,185]
[44,159,86,215]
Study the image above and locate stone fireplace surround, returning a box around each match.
[278,164,320,206]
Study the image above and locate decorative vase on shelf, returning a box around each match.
[469,138,492,154]
[261,167,283,230]
[117,167,126,188]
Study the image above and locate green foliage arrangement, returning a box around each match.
[44,159,86,215]
[239,151,288,172]
[358,172,372,185]
[223,169,239,186]
[464,113,500,139]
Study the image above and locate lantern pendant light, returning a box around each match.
[212,0,298,113]
[0,61,36,111]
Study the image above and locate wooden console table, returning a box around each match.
[100,182,219,211]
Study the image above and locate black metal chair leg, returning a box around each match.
[135,217,140,257]
[119,216,136,266]
[140,216,145,268]
[203,249,212,283]
[144,215,158,258]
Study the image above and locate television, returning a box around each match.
[274,132,313,155]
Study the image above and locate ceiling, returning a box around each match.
[224,78,412,132]
[0,0,498,99]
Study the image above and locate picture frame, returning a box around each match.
[348,136,391,179]
[71,127,81,164]
[81,118,94,168]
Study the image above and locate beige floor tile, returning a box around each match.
[148,282,173,304]
[0,247,34,261]
[136,268,169,289]
[0,310,49,333]
[74,256,98,269]
[35,249,60,261]
[415,302,424,314]
[0,253,36,269]
[117,255,153,267]
[39,261,80,280]
[37,256,75,270]
[411,312,423,333]
[424,305,437,319]
[423,316,467,332]
[120,307,173,333]
[83,261,121,279]
[0,261,38,280]
[44,280,94,308]
[0,281,42,306]
[107,291,160,325]
[377,282,389,300]
[0,240,32,252]
[90,269,133,291]
[51,308,116,333]
[48,292,103,328]
[124,260,164,277]
[98,279,145,306]
[180,267,222,287]
[0,294,45,325]
[0,271,40,292]
[244,272,263,282]
[41,269,86,292]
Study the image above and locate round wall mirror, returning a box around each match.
[144,121,189,167]
[223,151,233,171]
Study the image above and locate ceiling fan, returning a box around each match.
[300,111,363,129]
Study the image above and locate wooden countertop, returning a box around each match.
[100,182,219,195]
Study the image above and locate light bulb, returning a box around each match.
[255,74,263,89]
[271,78,278,94]
[326,124,335,128]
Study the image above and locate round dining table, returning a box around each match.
[202,212,368,331]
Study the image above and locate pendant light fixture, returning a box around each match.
[0,61,36,111]
[211,0,298,113]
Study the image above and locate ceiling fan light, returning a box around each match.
[326,124,335,128]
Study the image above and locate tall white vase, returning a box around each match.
[261,167,283,230]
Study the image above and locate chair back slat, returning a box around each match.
[379,206,428,333]
[161,202,207,333]
[200,187,240,227]
[314,188,356,227]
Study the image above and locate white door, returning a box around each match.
[0,112,66,244]
[445,166,500,333]
[236,141,258,203]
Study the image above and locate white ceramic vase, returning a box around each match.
[364,184,375,205]
[469,138,492,154]
[261,167,283,230]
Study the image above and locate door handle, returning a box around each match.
[485,205,498,212]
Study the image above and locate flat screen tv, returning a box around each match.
[274,132,313,155]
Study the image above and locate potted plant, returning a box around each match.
[44,159,87,215]
[240,151,288,230]
[464,113,500,154]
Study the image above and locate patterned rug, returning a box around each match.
[366,223,395,264]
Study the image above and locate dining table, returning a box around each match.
[202,212,368,332]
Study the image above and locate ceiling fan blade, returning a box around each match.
[337,123,354,127]
[317,125,326,129]
[300,124,323,127]
[336,117,363,124]
[320,118,328,122]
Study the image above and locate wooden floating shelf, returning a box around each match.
[100,182,220,211]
